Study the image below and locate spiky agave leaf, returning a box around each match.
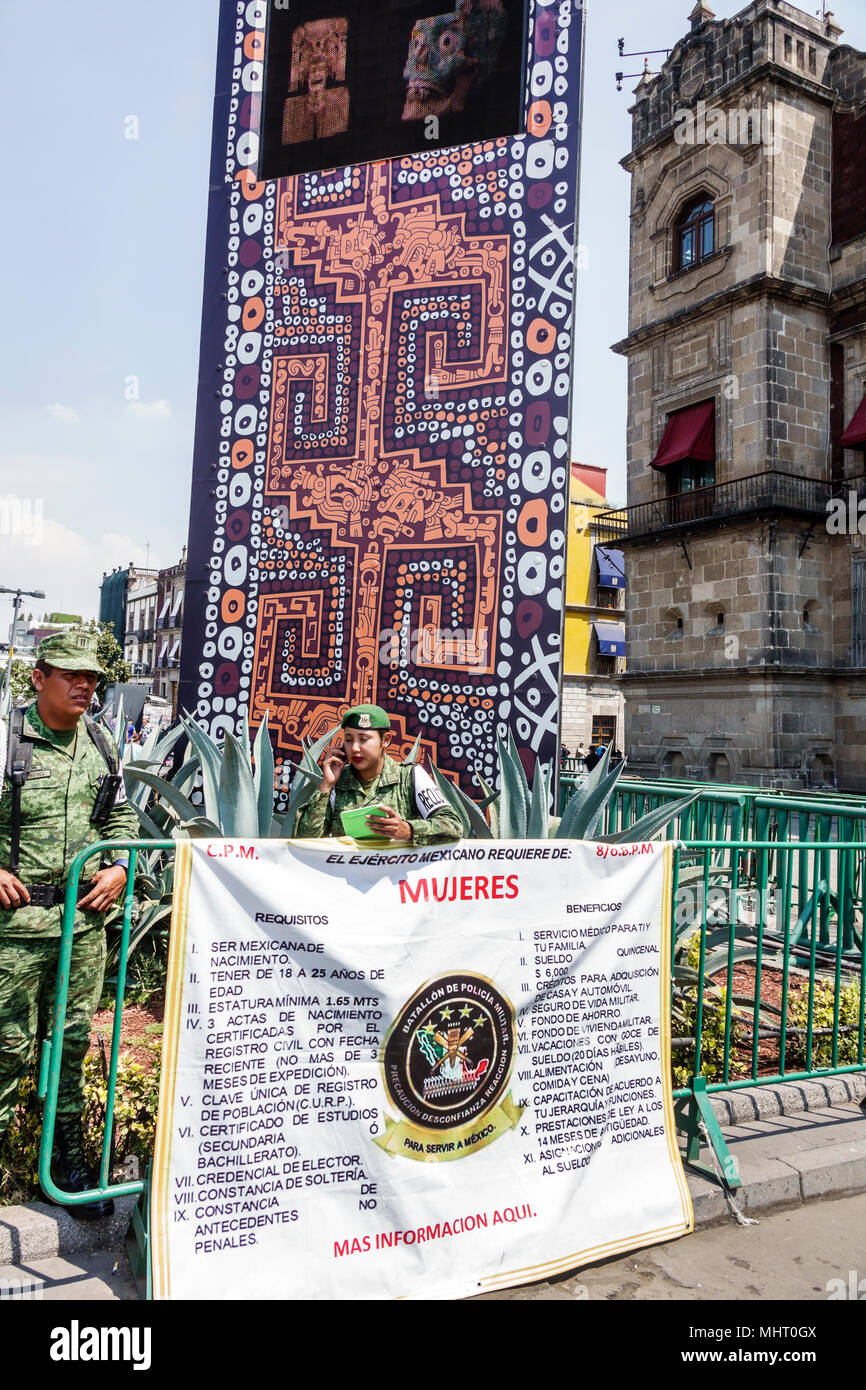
[123,766,199,825]
[556,744,611,837]
[252,712,275,837]
[181,712,223,824]
[527,758,552,839]
[128,800,169,843]
[497,735,527,838]
[148,720,186,766]
[429,771,470,837]
[429,764,493,840]
[218,729,259,837]
[469,765,500,813]
[403,733,423,766]
[596,790,701,845]
[175,816,223,838]
[507,730,531,822]
[169,756,200,796]
[239,709,252,771]
[471,764,496,801]
[556,747,625,840]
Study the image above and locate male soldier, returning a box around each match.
[0,630,138,1219]
[296,704,462,845]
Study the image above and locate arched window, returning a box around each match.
[676,196,715,272]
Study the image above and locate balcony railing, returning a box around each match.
[594,471,866,543]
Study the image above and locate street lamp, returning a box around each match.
[1,586,47,704]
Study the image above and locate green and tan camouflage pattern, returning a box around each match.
[35,628,106,674]
[296,754,462,846]
[0,926,106,1138]
[0,703,139,939]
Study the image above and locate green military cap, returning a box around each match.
[37,628,106,675]
[341,703,391,730]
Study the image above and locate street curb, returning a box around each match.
[0,1196,138,1266]
[708,1073,866,1126]
[688,1105,866,1225]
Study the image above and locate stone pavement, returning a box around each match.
[477,1191,866,1301]
[0,1249,138,1302]
[691,1089,866,1223]
[0,1079,862,1300]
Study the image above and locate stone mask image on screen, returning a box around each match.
[282,17,349,145]
[402,0,508,121]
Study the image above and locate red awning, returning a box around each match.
[651,400,715,469]
[841,394,866,448]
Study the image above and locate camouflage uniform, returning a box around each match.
[296,754,462,846]
[0,700,138,1139]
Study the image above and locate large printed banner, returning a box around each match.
[152,840,693,1300]
[180,0,586,794]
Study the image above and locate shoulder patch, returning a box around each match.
[412,763,449,819]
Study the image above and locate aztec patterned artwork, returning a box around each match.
[180,0,585,796]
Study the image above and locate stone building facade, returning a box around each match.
[601,0,866,790]
[123,568,159,686]
[561,464,626,757]
[154,549,187,716]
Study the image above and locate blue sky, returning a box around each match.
[1,0,863,625]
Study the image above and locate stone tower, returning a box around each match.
[603,0,866,790]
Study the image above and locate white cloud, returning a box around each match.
[48,402,79,424]
[0,511,163,625]
[126,398,173,420]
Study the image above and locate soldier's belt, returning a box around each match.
[15,883,94,909]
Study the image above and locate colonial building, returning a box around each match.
[561,464,626,756]
[600,0,866,790]
[124,569,159,685]
[154,548,186,715]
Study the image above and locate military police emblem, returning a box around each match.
[376,973,523,1162]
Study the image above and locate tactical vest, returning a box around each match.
[2,710,120,877]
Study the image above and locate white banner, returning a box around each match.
[152,839,692,1300]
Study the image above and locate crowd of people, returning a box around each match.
[560,741,623,773]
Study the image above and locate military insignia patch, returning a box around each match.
[358,713,371,728]
[376,972,522,1162]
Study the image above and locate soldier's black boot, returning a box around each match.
[49,1118,115,1222]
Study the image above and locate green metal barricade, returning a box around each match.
[37,839,173,1297]
[671,838,865,1189]
[38,832,864,1286]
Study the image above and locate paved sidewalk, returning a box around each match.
[688,1100,866,1223]
[0,1249,138,1302]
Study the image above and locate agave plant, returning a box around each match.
[113,716,699,968]
[430,735,701,845]
[113,712,347,964]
